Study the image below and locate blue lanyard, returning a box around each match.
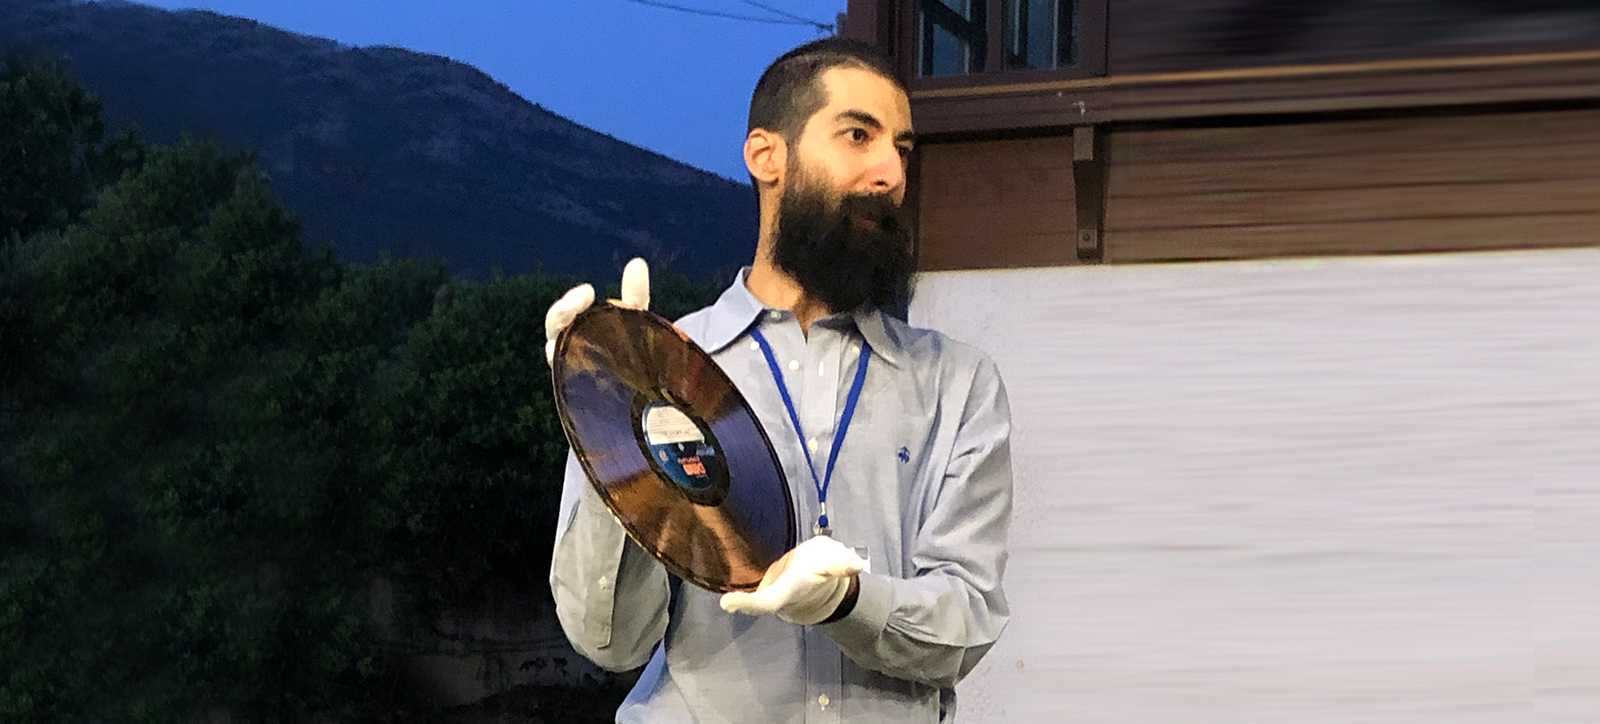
[749,327,871,535]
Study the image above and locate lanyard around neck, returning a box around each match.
[749,326,872,535]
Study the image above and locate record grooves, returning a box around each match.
[551,303,796,593]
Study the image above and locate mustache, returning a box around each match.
[836,192,906,236]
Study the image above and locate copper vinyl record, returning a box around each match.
[551,303,796,593]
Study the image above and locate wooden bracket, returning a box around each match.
[1073,125,1107,263]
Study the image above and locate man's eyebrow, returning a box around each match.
[835,109,916,145]
[835,109,883,130]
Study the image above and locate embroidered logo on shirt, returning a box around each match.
[897,446,911,463]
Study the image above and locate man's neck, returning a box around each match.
[745,257,831,336]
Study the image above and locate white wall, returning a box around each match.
[908,248,1598,723]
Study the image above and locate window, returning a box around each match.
[915,0,1090,78]
[917,0,986,76]
[1003,0,1076,71]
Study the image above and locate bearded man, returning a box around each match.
[546,38,1012,723]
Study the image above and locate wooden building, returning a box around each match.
[842,0,1600,268]
[841,3,1599,722]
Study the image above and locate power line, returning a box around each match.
[616,0,823,28]
[736,0,835,32]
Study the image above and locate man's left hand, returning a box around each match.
[719,535,864,625]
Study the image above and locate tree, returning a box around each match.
[0,50,142,243]
[4,138,415,723]
[1,58,722,724]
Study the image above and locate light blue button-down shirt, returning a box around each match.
[550,269,1013,723]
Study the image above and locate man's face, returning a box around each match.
[769,66,917,314]
[789,66,914,205]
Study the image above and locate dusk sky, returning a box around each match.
[136,0,849,181]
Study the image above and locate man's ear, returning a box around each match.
[744,129,786,190]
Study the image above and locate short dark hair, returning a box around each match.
[747,37,903,144]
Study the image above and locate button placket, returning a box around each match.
[766,320,823,529]
[803,629,844,724]
[801,328,841,461]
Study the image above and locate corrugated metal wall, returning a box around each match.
[906,248,1598,723]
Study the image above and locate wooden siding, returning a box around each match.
[1104,107,1600,262]
[915,136,1082,270]
[1108,0,1600,75]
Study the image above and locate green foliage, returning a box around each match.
[369,273,571,611]
[1,230,50,397]
[0,62,724,723]
[0,50,144,242]
[4,138,414,724]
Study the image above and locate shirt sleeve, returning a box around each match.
[549,451,672,672]
[821,356,1013,689]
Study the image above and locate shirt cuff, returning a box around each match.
[819,569,892,646]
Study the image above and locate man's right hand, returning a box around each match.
[718,535,866,626]
[544,257,650,365]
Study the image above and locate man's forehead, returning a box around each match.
[816,66,912,130]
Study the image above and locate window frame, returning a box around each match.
[899,0,1108,91]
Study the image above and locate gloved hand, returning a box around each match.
[544,257,650,365]
[719,535,866,625]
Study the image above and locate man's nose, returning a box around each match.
[864,143,906,196]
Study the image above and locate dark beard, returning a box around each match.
[770,175,915,316]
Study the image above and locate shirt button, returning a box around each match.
[597,576,610,590]
[807,437,819,453]
[768,311,783,322]
[787,360,799,372]
[818,694,830,708]
[749,340,760,351]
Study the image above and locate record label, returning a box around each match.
[638,401,728,506]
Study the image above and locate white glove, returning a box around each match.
[544,257,650,365]
[719,535,865,625]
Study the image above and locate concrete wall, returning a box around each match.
[359,576,619,709]
[906,248,1597,723]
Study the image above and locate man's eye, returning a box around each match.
[849,128,869,143]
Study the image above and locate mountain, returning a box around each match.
[0,0,760,280]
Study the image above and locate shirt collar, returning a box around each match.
[697,268,901,368]
[695,267,768,355]
[851,308,901,368]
